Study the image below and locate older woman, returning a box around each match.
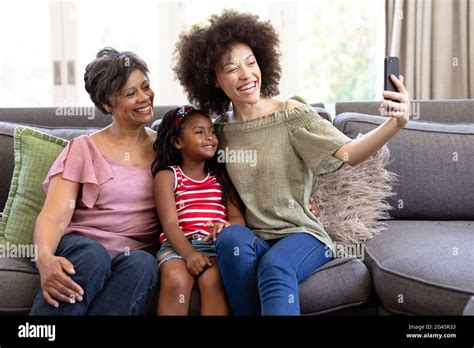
[174,10,410,315]
[30,48,159,315]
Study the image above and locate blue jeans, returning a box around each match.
[30,234,158,315]
[216,225,332,316]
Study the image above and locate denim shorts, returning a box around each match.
[156,238,217,268]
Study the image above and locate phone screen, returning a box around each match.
[384,56,399,93]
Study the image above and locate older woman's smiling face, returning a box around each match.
[110,69,154,125]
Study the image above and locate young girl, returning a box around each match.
[152,105,244,315]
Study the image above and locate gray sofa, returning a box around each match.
[335,100,474,315]
[0,100,472,316]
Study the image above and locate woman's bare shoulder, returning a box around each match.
[89,128,108,144]
[285,98,306,110]
[89,127,156,144]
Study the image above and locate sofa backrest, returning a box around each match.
[0,106,178,211]
[0,106,179,128]
[0,103,326,128]
[334,99,474,220]
[150,103,328,130]
[336,99,474,123]
[0,103,327,212]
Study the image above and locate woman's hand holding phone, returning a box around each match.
[379,74,410,129]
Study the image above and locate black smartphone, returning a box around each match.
[384,56,399,96]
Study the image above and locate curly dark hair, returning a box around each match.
[84,47,149,114]
[151,106,230,203]
[173,10,282,116]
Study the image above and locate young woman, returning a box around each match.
[173,10,410,315]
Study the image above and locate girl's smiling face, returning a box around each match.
[174,114,218,161]
[214,42,262,106]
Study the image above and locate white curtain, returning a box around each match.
[386,0,474,99]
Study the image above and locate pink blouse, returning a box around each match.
[42,135,160,259]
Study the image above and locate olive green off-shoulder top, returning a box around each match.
[214,102,351,252]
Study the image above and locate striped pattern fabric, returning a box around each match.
[159,165,227,243]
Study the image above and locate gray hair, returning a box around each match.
[84,47,149,114]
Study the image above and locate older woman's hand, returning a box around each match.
[380,74,410,128]
[37,254,84,307]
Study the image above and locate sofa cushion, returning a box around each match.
[334,113,474,220]
[3,256,371,315]
[463,297,474,315]
[0,127,68,245]
[0,257,40,314]
[364,220,474,315]
[299,257,372,314]
[186,257,373,315]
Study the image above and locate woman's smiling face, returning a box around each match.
[214,42,262,106]
[108,68,155,125]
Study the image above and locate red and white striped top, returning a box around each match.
[159,165,227,243]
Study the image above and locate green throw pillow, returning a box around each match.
[0,127,68,246]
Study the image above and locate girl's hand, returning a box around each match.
[204,221,230,242]
[36,254,84,307]
[185,251,212,276]
[379,74,410,128]
[309,197,320,218]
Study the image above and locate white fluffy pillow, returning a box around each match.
[312,145,397,246]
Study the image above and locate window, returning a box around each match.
[0,0,385,110]
[0,0,53,106]
[296,0,386,104]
